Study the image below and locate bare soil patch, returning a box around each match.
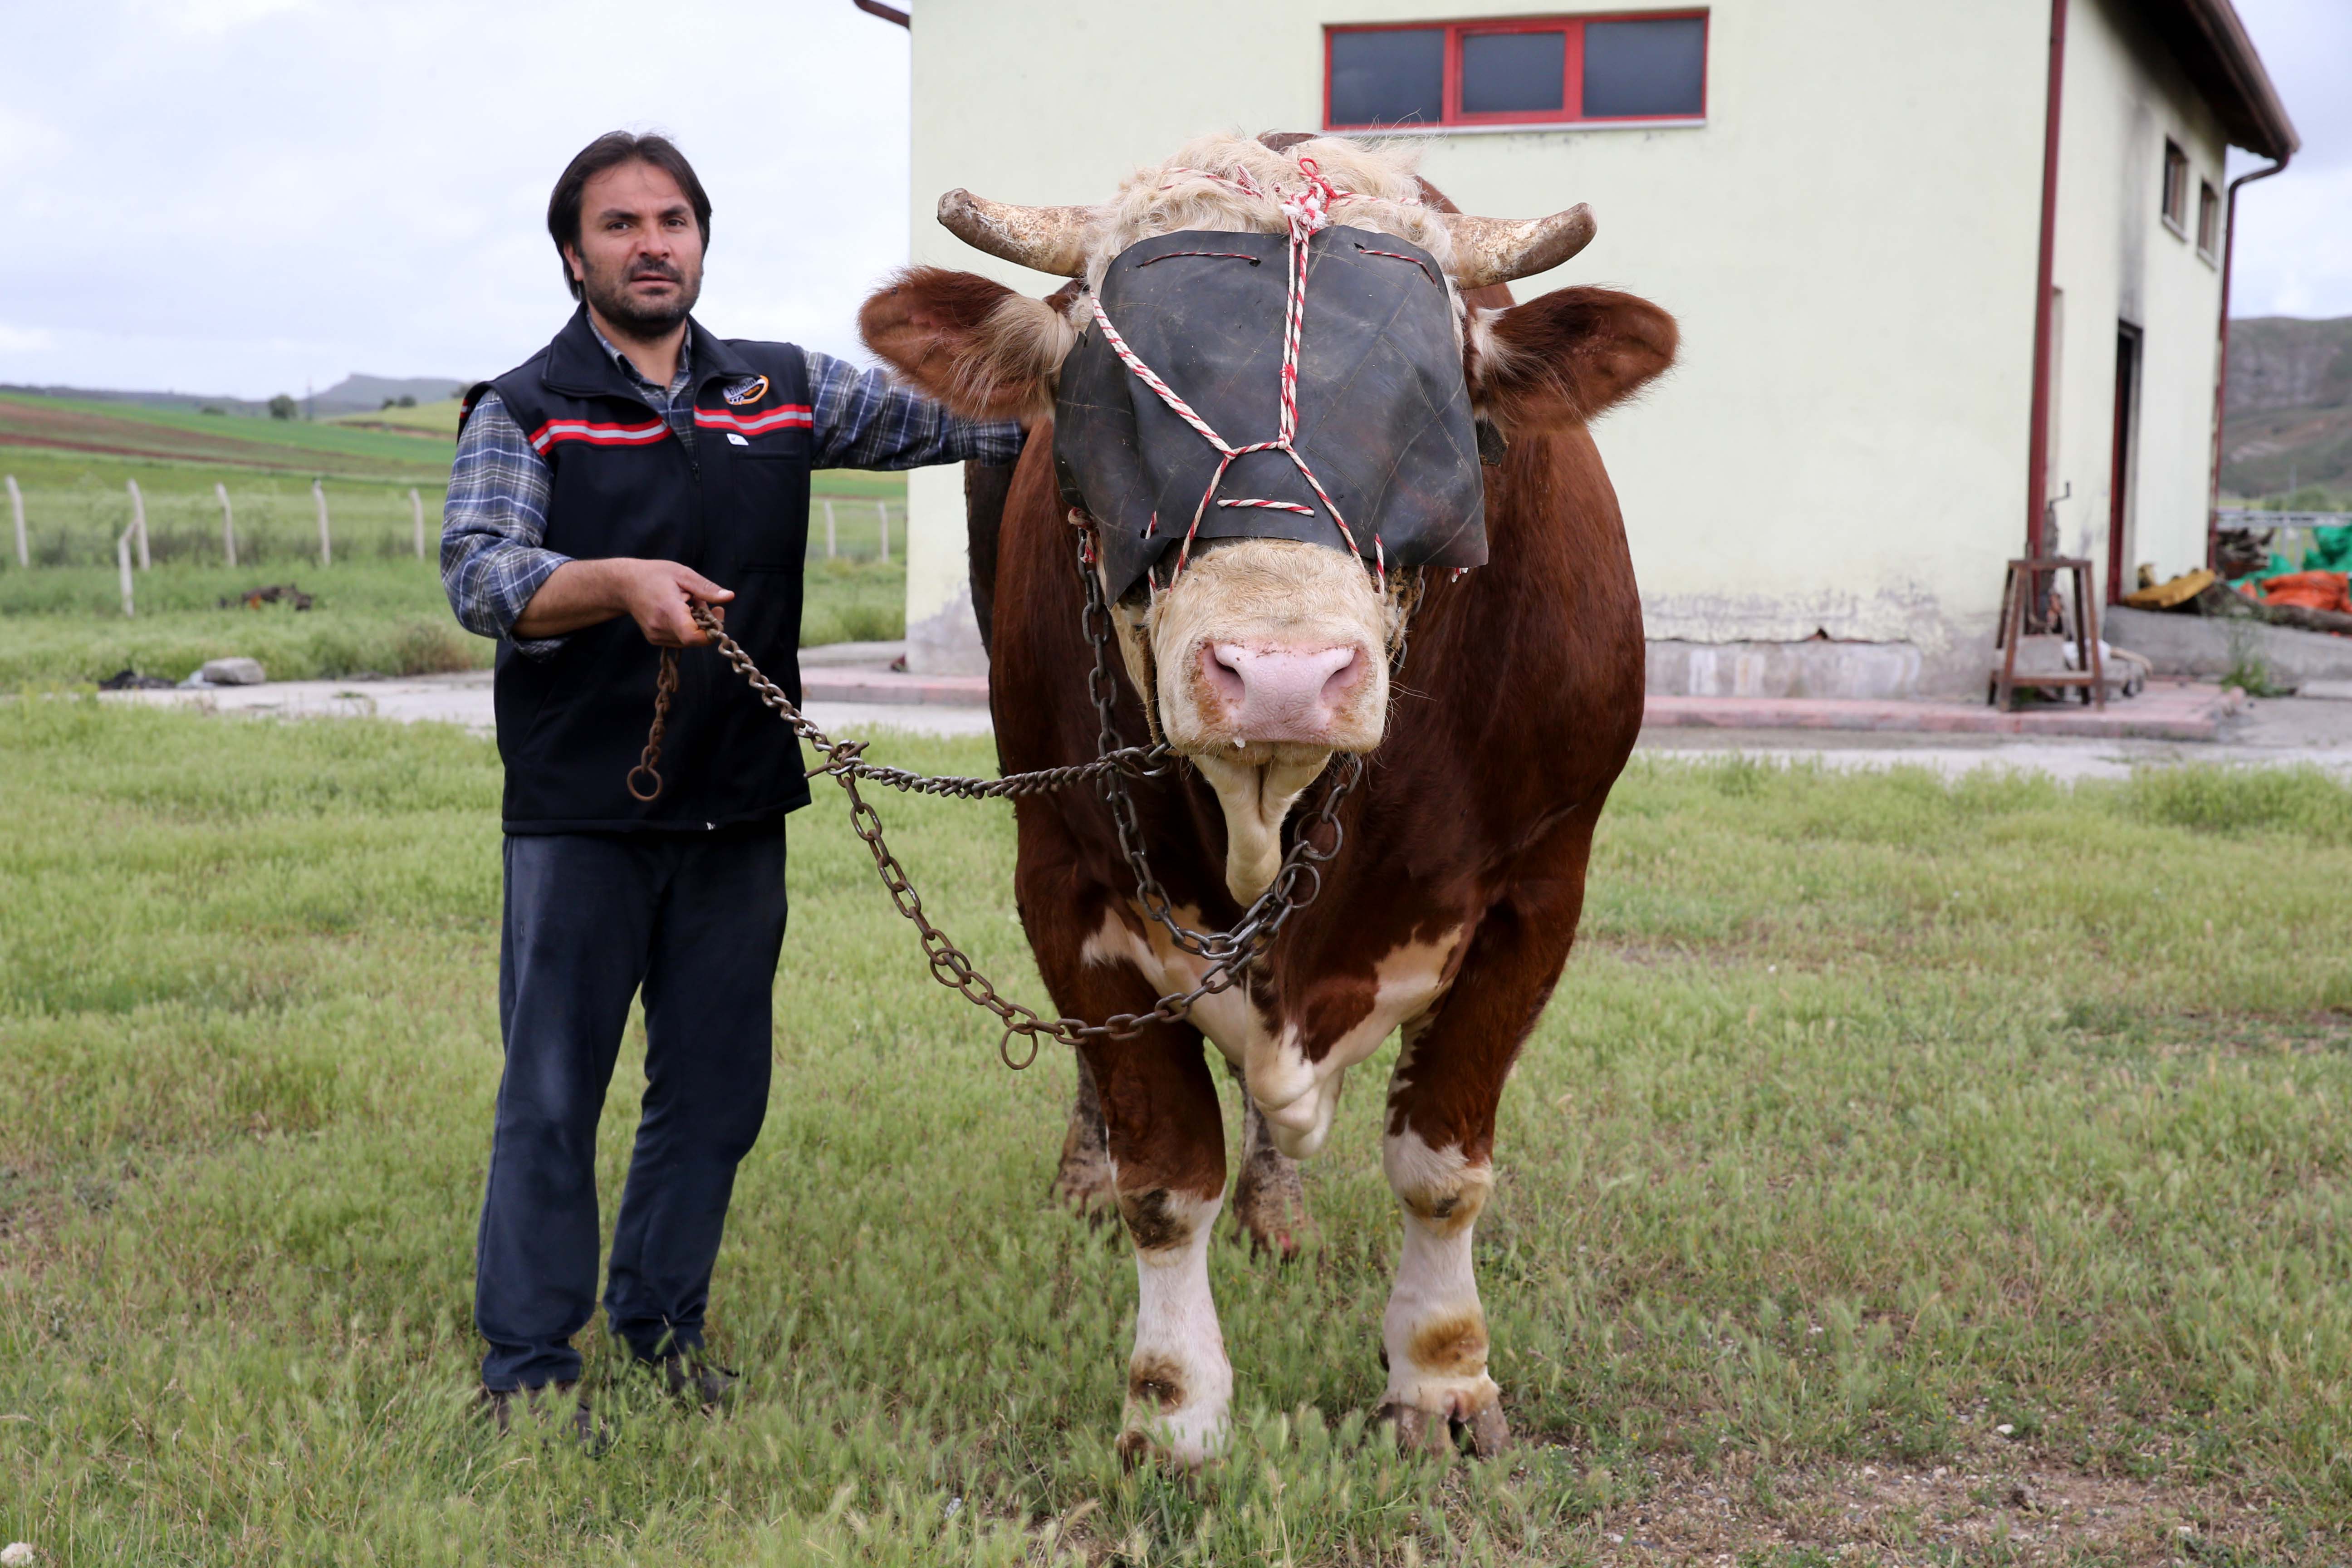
[0,397,434,477]
[1577,1448,2324,1566]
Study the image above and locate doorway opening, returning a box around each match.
[2107,323,2143,603]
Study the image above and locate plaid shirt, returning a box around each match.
[442,321,1023,657]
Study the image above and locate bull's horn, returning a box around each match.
[1437,204,1597,289]
[936,189,1092,278]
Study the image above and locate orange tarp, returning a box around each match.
[2247,570,2352,614]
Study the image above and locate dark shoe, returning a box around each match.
[651,1352,740,1409]
[477,1380,604,1450]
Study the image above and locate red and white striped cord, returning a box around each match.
[1092,155,1374,584]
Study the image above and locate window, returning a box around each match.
[2160,140,2189,235]
[1325,12,1708,130]
[2196,179,2220,259]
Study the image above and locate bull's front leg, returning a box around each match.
[1376,826,1598,1457]
[1054,1017,1308,1259]
[1079,1019,1234,1466]
[1379,1047,1509,1456]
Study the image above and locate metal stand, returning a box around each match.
[1990,555,2105,710]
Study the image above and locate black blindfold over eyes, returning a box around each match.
[1055,227,1487,600]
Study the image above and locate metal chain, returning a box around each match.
[627,555,1361,1063]
[632,625,1172,808]
[624,647,680,803]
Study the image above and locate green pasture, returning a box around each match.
[0,391,455,482]
[2,705,2348,1565]
[0,449,911,684]
[329,399,467,438]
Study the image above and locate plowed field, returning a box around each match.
[0,391,450,480]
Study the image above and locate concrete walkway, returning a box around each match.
[1644,678,2242,741]
[99,667,994,739]
[1638,693,2352,781]
[99,649,2352,779]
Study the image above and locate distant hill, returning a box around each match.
[2222,315,2352,502]
[311,374,470,416]
[0,372,471,420]
[0,382,274,417]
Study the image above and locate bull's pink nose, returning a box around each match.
[1203,642,1363,741]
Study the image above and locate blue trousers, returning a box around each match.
[475,829,788,1391]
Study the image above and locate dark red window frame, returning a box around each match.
[1323,11,1710,131]
[2160,139,2190,233]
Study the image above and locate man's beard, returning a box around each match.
[583,256,701,337]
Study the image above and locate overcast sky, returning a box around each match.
[0,0,2342,402]
[2225,0,2349,321]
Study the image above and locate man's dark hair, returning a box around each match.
[547,132,712,300]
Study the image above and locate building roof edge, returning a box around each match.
[2140,0,2300,159]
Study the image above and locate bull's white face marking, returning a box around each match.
[1379,1130,1501,1420]
[1121,1189,1232,1465]
[1087,910,1465,1163]
[1108,541,1392,902]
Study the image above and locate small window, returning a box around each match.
[1461,30,1567,115]
[1582,16,1708,118]
[2196,179,2220,258]
[1325,12,1708,130]
[2160,140,2189,235]
[1328,27,1446,128]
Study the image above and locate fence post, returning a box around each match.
[877,500,889,564]
[314,479,332,567]
[410,488,425,559]
[127,479,150,569]
[118,529,135,617]
[216,482,236,568]
[823,499,836,559]
[6,475,24,569]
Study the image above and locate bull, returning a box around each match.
[860,133,1675,1464]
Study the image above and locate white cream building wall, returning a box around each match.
[2045,0,2228,594]
[900,0,2229,695]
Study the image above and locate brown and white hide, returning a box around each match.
[860,132,1674,1465]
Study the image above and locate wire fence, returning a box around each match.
[1,475,431,571]
[809,496,906,564]
[0,471,908,572]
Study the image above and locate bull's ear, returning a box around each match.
[1465,286,1677,435]
[858,266,1077,422]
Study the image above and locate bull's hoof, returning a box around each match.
[1230,1147,1309,1261]
[1229,1211,1305,1261]
[1377,1399,1512,1458]
[1050,1152,1119,1226]
[1114,1426,1213,1473]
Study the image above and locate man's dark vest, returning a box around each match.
[467,308,813,833]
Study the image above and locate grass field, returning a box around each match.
[0,431,914,684]
[2,705,2348,1565]
[0,392,456,482]
[329,400,467,438]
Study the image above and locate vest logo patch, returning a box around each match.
[723,375,769,406]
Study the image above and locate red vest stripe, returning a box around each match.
[526,417,670,453]
[693,405,814,436]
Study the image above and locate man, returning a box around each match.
[442,132,1019,1433]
